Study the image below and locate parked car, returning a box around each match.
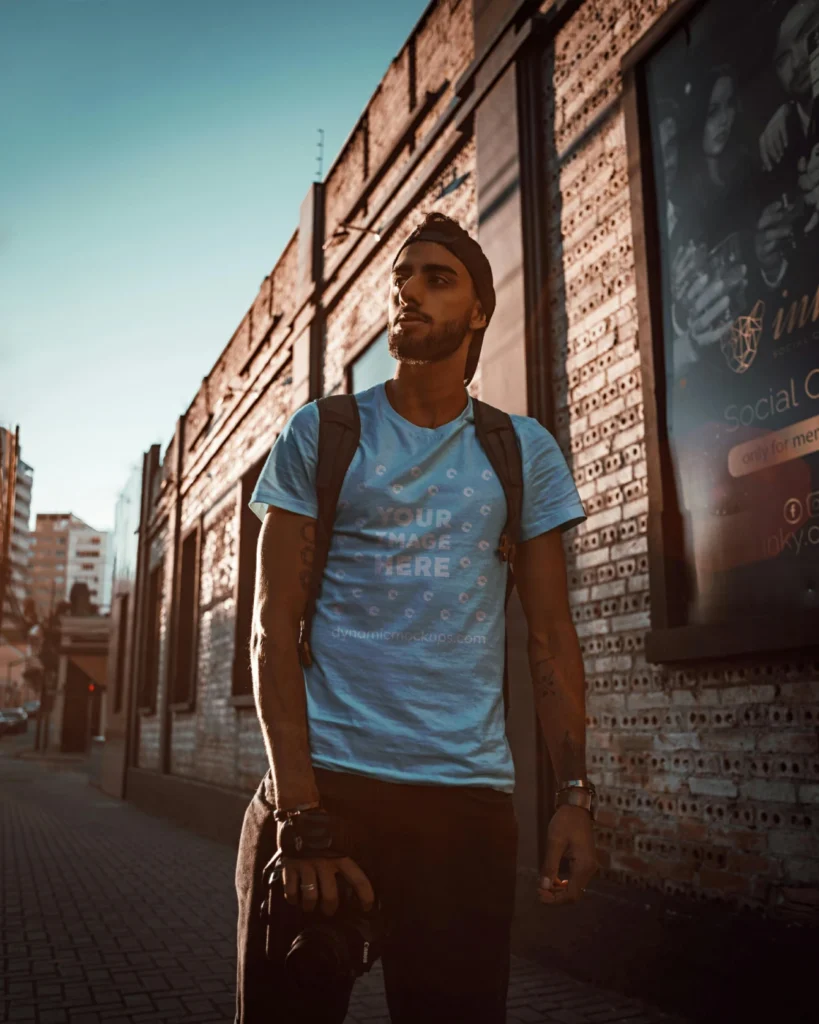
[22,700,40,715]
[0,708,28,736]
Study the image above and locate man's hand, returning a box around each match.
[798,144,819,233]
[759,103,790,171]
[670,242,745,349]
[281,854,375,917]
[536,805,597,906]
[755,200,793,281]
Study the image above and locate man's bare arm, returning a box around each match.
[250,506,321,811]
[513,527,587,783]
[514,525,596,904]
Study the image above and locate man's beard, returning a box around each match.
[387,309,472,366]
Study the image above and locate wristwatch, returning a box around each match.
[273,801,321,823]
[554,779,597,820]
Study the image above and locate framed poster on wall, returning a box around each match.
[623,0,819,660]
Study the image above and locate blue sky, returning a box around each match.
[1,0,427,532]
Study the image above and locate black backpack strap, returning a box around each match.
[471,399,524,720]
[298,394,361,668]
[471,400,523,568]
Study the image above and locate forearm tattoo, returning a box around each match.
[533,633,560,700]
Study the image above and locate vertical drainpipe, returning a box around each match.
[160,415,185,776]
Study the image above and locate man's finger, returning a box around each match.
[299,862,318,913]
[763,225,794,242]
[692,278,724,316]
[539,834,565,894]
[315,860,340,917]
[760,136,771,173]
[282,861,300,906]
[777,119,788,157]
[338,858,375,912]
[566,856,598,902]
[684,272,709,307]
[537,883,571,906]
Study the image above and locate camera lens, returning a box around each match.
[285,927,350,990]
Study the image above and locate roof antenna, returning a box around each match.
[316,128,325,182]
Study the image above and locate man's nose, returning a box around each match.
[399,275,424,305]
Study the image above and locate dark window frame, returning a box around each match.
[113,591,130,714]
[170,519,202,711]
[139,562,163,714]
[345,322,392,395]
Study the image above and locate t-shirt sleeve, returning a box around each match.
[249,402,320,523]
[514,416,586,542]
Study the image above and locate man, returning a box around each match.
[235,212,597,1023]
[755,0,819,290]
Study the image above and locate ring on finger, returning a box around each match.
[300,883,318,891]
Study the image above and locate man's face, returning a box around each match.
[775,0,819,100]
[387,240,484,368]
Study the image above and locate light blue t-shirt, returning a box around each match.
[250,381,585,793]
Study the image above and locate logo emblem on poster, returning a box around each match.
[725,300,764,374]
[784,497,803,525]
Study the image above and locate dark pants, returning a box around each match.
[235,767,518,1023]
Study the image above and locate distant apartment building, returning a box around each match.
[1,427,32,629]
[31,514,112,619]
[8,459,34,617]
[67,525,112,615]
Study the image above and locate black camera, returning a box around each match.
[262,850,383,993]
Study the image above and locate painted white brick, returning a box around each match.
[689,777,738,799]
[590,580,626,600]
[612,610,651,632]
[576,548,610,569]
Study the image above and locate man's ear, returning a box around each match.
[471,302,487,330]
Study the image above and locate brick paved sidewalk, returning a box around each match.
[0,752,689,1024]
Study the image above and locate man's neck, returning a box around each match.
[385,378,468,430]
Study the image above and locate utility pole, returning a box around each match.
[0,425,20,640]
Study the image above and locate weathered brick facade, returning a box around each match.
[116,0,818,930]
[541,0,819,919]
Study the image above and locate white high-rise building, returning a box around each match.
[66,525,113,615]
[9,459,34,616]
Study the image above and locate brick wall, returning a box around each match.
[545,0,819,915]
[135,0,477,795]
[127,0,819,920]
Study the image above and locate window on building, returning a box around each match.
[113,592,129,714]
[91,538,100,545]
[349,329,396,393]
[172,523,201,708]
[139,564,163,713]
[233,455,267,697]
[81,563,94,570]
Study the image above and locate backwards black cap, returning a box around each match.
[392,213,495,386]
